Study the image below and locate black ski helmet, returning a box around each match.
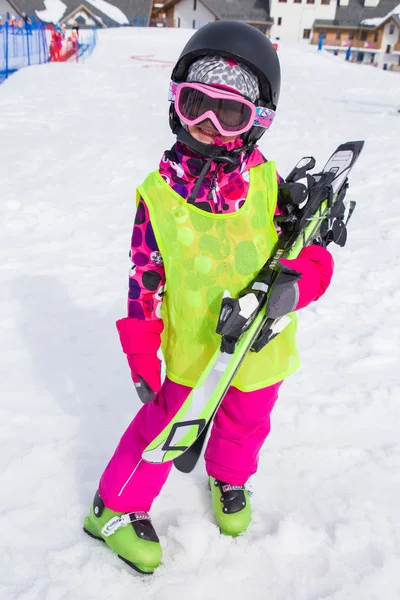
[169,20,281,157]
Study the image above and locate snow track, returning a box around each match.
[0,27,399,600]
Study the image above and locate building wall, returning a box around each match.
[312,27,383,51]
[313,22,400,71]
[164,5,175,26]
[269,0,336,44]
[65,10,97,26]
[377,20,400,68]
[313,41,378,66]
[173,0,215,29]
[248,21,272,35]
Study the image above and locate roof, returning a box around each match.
[6,0,46,18]
[314,0,400,28]
[160,0,271,23]
[61,3,106,25]
[8,0,152,25]
[361,1,400,25]
[60,1,129,26]
[205,0,271,22]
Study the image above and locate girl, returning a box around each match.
[83,21,334,574]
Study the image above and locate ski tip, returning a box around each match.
[173,455,196,473]
[350,140,365,149]
[339,140,365,152]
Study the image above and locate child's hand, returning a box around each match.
[266,262,302,319]
[116,317,164,404]
[253,245,333,352]
[278,244,334,313]
[130,355,162,404]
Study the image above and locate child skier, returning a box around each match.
[83,21,334,573]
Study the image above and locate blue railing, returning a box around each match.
[0,18,48,83]
[78,27,97,59]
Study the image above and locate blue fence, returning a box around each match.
[0,19,48,83]
[77,27,97,59]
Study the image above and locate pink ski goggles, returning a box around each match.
[169,81,275,137]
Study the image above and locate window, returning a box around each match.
[177,17,181,27]
[278,17,282,25]
[348,31,354,40]
[389,23,395,34]
[360,31,367,41]
[193,0,197,9]
[192,19,196,28]
[374,32,378,42]
[303,28,311,39]
[306,0,315,3]
[321,0,330,4]
[278,0,287,3]
[386,44,391,53]
[336,30,341,40]
[294,0,302,3]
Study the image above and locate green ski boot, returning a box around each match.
[83,490,162,574]
[209,477,252,537]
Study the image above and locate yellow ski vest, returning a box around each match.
[138,161,300,391]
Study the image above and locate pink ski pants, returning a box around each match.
[99,377,282,512]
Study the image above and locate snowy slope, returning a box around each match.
[1,27,400,600]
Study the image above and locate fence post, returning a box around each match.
[38,23,41,64]
[26,24,31,66]
[5,22,8,78]
[42,23,49,62]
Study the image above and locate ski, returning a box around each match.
[142,141,364,472]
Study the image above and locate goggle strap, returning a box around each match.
[168,81,178,102]
[254,107,275,129]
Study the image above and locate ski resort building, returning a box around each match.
[312,0,400,71]
[268,0,336,44]
[0,0,152,27]
[153,0,273,32]
[153,0,349,45]
[153,0,399,72]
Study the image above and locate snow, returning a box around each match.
[1,26,400,600]
[361,3,400,26]
[35,0,68,23]
[85,0,129,25]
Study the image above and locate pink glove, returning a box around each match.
[116,317,164,403]
[279,244,334,312]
